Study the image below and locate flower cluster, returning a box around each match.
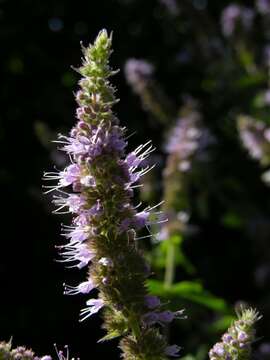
[44,30,182,359]
[238,116,270,184]
[209,307,261,360]
[0,341,51,360]
[238,115,270,164]
[124,59,175,124]
[156,106,213,286]
[221,4,254,38]
[125,59,154,95]
[165,110,213,173]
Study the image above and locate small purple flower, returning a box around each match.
[142,309,184,326]
[64,279,96,295]
[53,194,86,214]
[58,242,95,269]
[238,331,248,342]
[80,298,104,321]
[142,312,159,326]
[133,211,149,230]
[212,342,225,356]
[61,224,89,243]
[144,295,160,309]
[60,164,81,186]
[164,344,181,357]
[126,152,141,168]
[157,310,175,323]
[222,333,233,343]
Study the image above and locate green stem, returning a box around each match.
[164,238,176,288]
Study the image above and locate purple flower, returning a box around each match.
[238,331,248,342]
[43,164,81,193]
[80,298,104,321]
[221,4,254,37]
[144,295,160,309]
[124,59,154,93]
[61,224,89,243]
[133,211,149,230]
[53,194,86,214]
[58,242,95,269]
[212,343,225,356]
[142,312,159,326]
[164,345,181,357]
[142,309,184,326]
[126,152,141,168]
[222,333,233,343]
[64,279,96,295]
[238,116,270,164]
[157,310,175,323]
[165,112,213,172]
[60,164,80,186]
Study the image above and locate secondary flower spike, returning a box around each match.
[44,30,182,359]
[209,307,261,360]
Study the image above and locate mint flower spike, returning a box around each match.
[209,307,261,360]
[124,58,176,125]
[0,340,52,360]
[44,29,183,359]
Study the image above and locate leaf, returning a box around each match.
[98,331,122,343]
[147,280,228,312]
[221,212,244,228]
[209,315,236,333]
[150,235,196,274]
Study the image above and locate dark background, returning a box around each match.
[1,0,269,358]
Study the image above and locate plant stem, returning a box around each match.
[164,238,176,288]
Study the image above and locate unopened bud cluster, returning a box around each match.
[0,341,50,360]
[209,308,261,360]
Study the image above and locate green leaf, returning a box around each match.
[209,315,236,333]
[221,212,244,228]
[98,331,122,343]
[150,234,196,274]
[147,280,228,312]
